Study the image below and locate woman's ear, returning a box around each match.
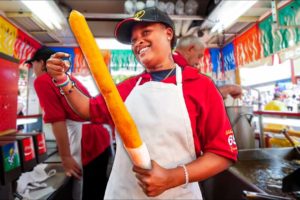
[166,27,174,41]
[41,60,47,71]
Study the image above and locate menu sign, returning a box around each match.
[3,141,21,172]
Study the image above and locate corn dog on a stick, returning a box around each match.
[69,10,151,169]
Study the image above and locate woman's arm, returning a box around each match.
[133,153,232,197]
[46,52,90,119]
[52,121,82,179]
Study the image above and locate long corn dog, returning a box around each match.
[69,10,151,169]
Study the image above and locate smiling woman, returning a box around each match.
[46,6,237,199]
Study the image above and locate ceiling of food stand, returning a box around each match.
[0,0,289,48]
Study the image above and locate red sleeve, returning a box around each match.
[199,79,238,162]
[34,77,67,123]
[89,76,138,125]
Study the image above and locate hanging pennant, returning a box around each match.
[110,50,138,72]
[14,29,41,63]
[222,42,236,83]
[259,1,300,57]
[210,48,222,80]
[234,24,262,67]
[199,48,212,77]
[222,42,236,71]
[73,47,90,76]
[278,1,300,47]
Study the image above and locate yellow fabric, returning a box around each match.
[69,11,143,148]
[264,100,288,111]
[269,137,300,147]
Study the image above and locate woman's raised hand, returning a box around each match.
[46,52,70,81]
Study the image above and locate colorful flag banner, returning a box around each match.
[210,48,222,80]
[199,48,212,77]
[222,42,236,71]
[14,29,41,63]
[234,24,262,66]
[259,1,300,57]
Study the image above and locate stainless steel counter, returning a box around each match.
[201,148,300,200]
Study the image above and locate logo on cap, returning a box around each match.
[134,10,145,20]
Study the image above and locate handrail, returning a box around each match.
[254,111,300,118]
[254,110,300,148]
[17,114,42,119]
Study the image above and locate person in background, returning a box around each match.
[285,94,297,112]
[46,7,237,199]
[264,92,288,111]
[173,35,242,100]
[17,89,25,131]
[26,46,111,200]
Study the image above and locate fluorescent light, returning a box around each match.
[210,0,258,33]
[21,0,64,30]
[96,38,132,50]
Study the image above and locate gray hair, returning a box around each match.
[176,35,205,50]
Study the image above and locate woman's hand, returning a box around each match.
[46,52,70,81]
[133,160,175,197]
[61,155,82,179]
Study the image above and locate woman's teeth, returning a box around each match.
[139,47,149,55]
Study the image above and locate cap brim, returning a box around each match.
[25,59,34,64]
[115,18,139,45]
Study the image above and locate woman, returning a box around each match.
[28,46,111,200]
[46,7,237,199]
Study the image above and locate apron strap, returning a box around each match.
[135,77,143,86]
[176,64,182,85]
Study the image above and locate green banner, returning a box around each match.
[110,50,138,71]
[259,16,274,57]
[259,1,300,57]
[278,1,300,46]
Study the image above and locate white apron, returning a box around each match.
[66,119,84,200]
[104,65,202,199]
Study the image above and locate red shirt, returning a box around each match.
[34,73,110,165]
[90,66,237,162]
[173,51,189,68]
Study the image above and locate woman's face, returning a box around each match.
[32,60,45,77]
[131,22,173,71]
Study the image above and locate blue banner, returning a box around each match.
[50,47,75,72]
[222,42,236,71]
[209,48,222,74]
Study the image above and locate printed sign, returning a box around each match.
[37,133,47,154]
[3,141,21,172]
[22,137,36,161]
[0,16,17,57]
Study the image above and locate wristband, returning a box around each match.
[52,74,68,85]
[52,74,70,87]
[179,164,189,188]
[60,79,76,96]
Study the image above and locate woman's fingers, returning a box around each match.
[50,52,70,59]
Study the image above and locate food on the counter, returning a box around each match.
[68,10,151,169]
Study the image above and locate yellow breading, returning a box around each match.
[69,10,142,148]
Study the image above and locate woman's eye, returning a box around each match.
[143,30,150,36]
